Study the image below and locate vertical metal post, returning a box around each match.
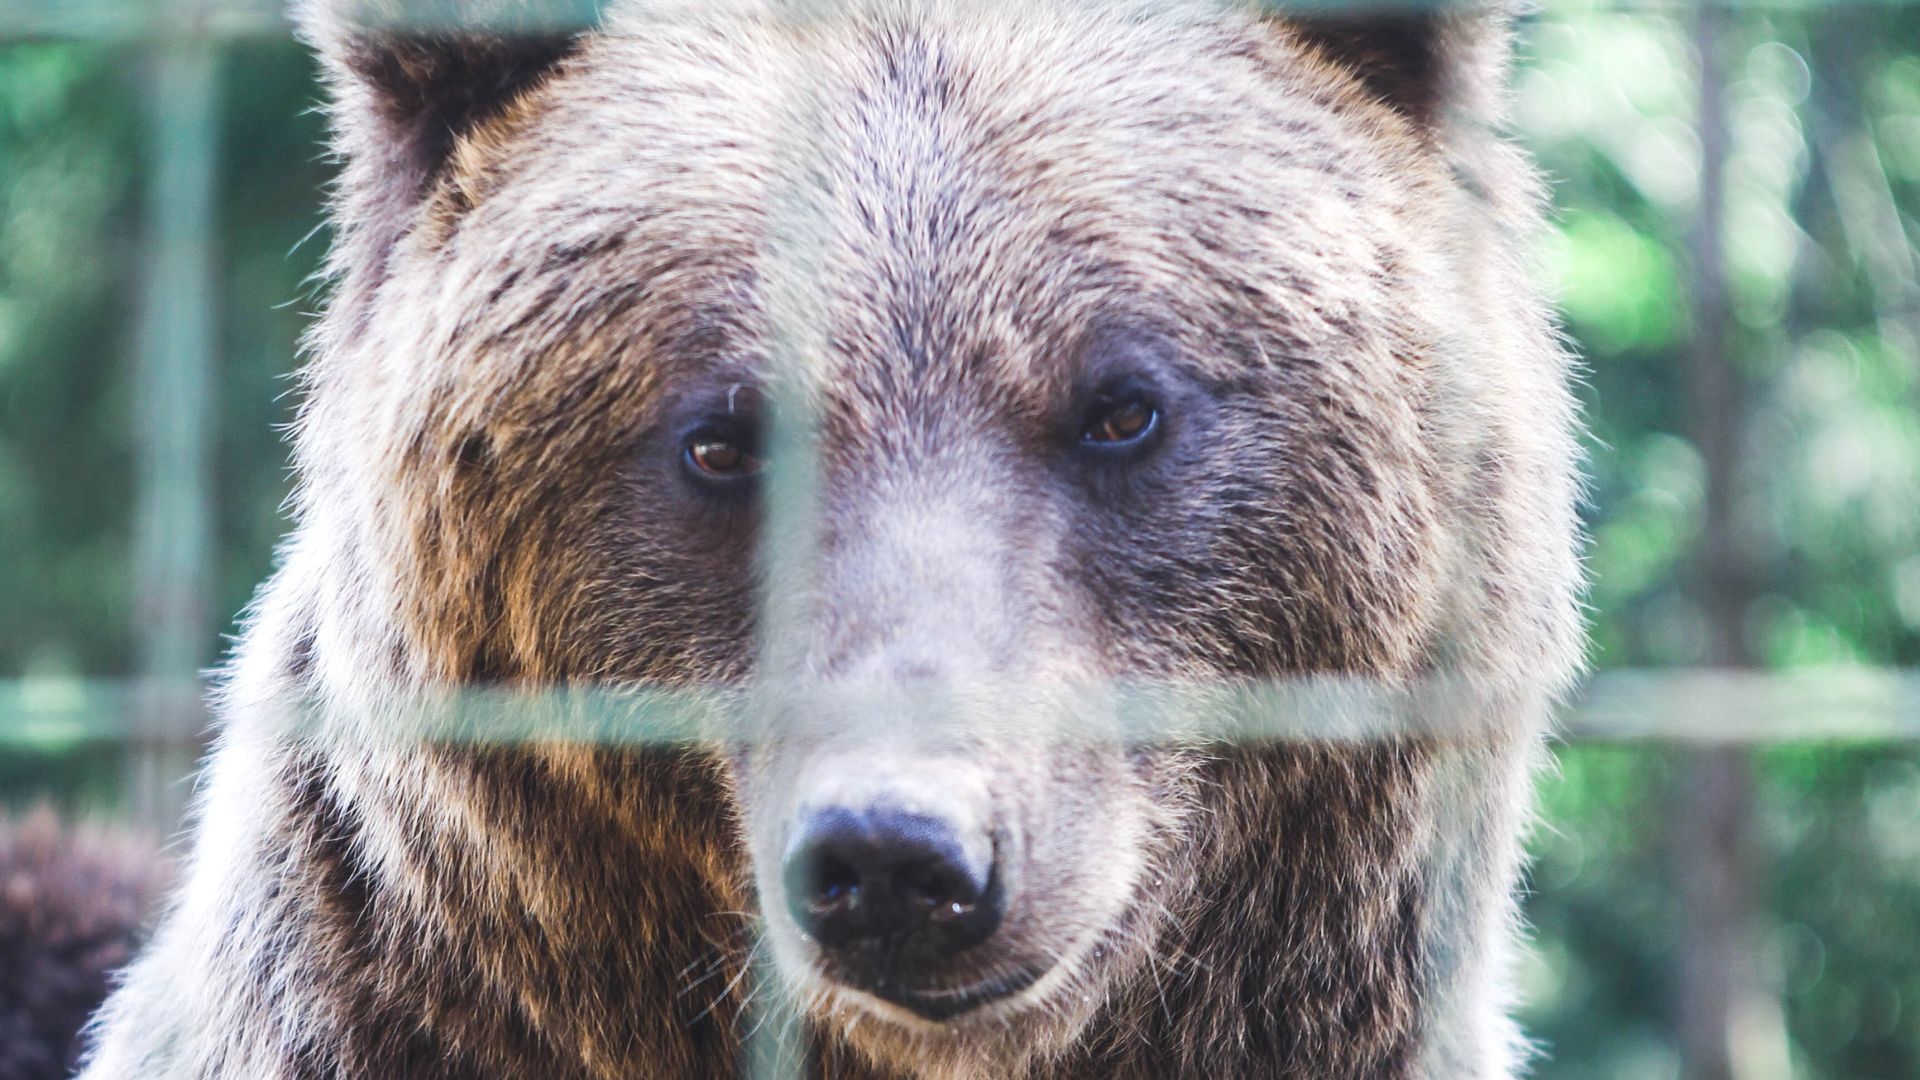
[130,12,219,836]
[745,4,843,1074]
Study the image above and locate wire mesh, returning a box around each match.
[2,0,1918,1077]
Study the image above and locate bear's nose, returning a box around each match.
[782,806,1002,956]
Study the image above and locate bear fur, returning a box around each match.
[0,811,164,1080]
[81,1,1584,1077]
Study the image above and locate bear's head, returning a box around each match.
[293,0,1581,1073]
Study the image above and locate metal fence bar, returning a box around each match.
[129,24,220,835]
[3,0,1919,44]
[7,672,1920,750]
[0,0,280,41]
[747,2,848,1068]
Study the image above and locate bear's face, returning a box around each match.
[303,2,1516,1071]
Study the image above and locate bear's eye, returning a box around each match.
[1079,396,1161,449]
[683,430,761,484]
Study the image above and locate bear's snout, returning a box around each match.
[781,805,1003,958]
[764,757,1045,1019]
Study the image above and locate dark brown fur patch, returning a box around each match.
[0,811,166,1080]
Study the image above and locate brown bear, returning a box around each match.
[80,0,1583,1077]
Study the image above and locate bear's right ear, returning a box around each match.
[1278,1,1516,133]
[295,1,602,203]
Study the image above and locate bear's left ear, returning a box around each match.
[1276,1,1517,131]
[295,1,602,205]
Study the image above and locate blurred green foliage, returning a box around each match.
[0,36,326,680]
[1525,4,1920,672]
[1514,3,1920,1077]
[1525,744,1920,1080]
[0,2,1917,1077]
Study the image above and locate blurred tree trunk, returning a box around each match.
[1674,6,1777,1079]
[1805,10,1918,365]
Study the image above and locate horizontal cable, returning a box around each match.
[0,0,1905,44]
